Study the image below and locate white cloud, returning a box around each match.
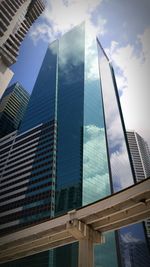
[83,173,110,205]
[58,23,84,68]
[110,143,134,191]
[29,0,106,44]
[110,27,150,146]
[98,51,135,190]
[29,23,55,45]
[84,19,107,82]
[83,125,108,178]
[44,0,102,33]
[85,29,99,81]
[83,125,110,205]
[115,75,127,93]
[120,232,142,267]
[121,232,140,243]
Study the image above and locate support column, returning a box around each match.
[66,211,105,267]
[78,236,93,267]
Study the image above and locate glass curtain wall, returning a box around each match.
[83,23,118,267]
[54,23,85,267]
[56,23,85,215]
[83,23,110,205]
[55,22,119,267]
[19,40,58,134]
[97,39,150,267]
[1,23,149,267]
[0,41,59,267]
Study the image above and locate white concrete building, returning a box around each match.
[0,0,44,97]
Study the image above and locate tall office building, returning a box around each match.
[0,82,30,138]
[0,23,150,267]
[127,131,150,181]
[0,0,45,97]
[127,130,150,244]
[0,121,56,234]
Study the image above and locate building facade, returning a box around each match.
[0,0,44,97]
[0,121,56,235]
[0,82,30,138]
[0,23,150,267]
[127,131,150,181]
[127,130,150,244]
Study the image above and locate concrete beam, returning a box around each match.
[0,179,149,264]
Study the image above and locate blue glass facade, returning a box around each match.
[97,39,150,267]
[83,26,110,205]
[97,41,134,191]
[56,25,85,215]
[54,23,117,267]
[19,40,58,133]
[1,23,149,267]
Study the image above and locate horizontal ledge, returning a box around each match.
[0,179,149,263]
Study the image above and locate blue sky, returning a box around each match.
[10,0,150,145]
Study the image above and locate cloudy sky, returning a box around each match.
[10,0,150,145]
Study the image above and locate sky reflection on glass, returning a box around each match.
[97,43,134,192]
[97,39,150,267]
[83,24,118,267]
[83,23,110,205]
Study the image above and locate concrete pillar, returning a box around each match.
[66,211,104,267]
[78,237,93,267]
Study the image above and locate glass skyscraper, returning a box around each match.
[127,131,150,181]
[0,82,30,138]
[127,131,150,245]
[0,23,149,267]
[97,40,150,267]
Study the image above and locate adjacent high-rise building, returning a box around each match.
[0,0,45,97]
[0,82,30,138]
[0,121,56,233]
[0,23,150,267]
[127,131,150,181]
[127,130,150,244]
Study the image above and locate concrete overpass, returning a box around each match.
[0,178,150,266]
